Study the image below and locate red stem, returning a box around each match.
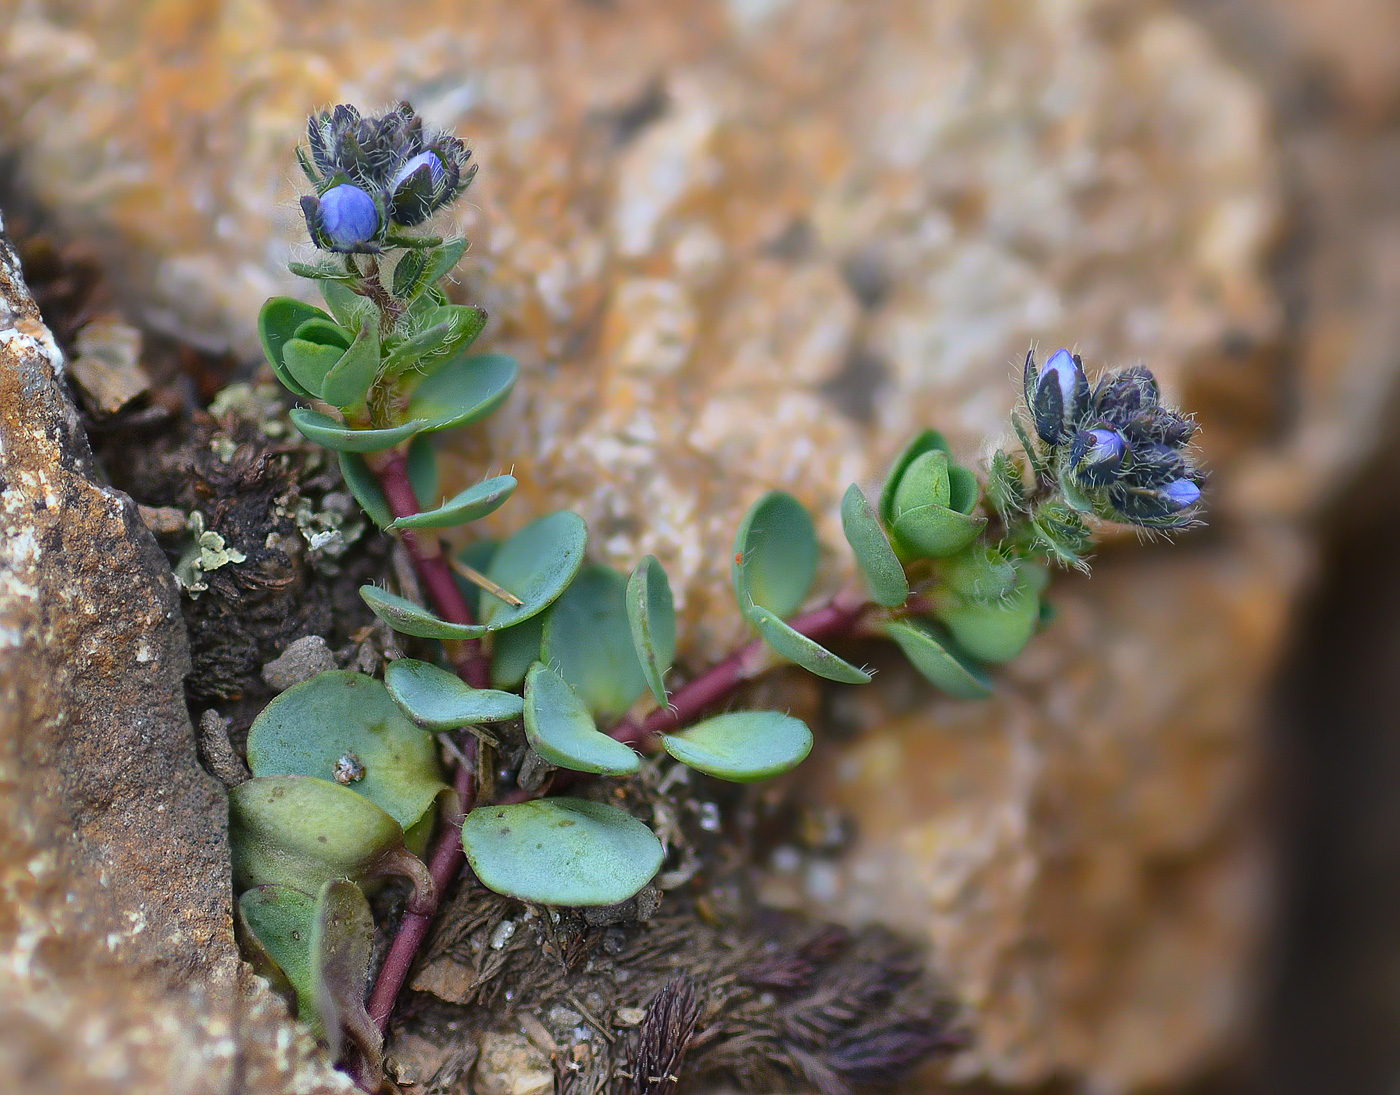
[362,448,487,1047]
[373,450,489,687]
[611,596,867,748]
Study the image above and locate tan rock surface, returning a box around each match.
[0,214,349,1094]
[1,0,1390,1091]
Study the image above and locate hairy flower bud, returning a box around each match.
[1026,348,1089,444]
[1068,427,1127,487]
[302,184,380,252]
[1162,478,1202,509]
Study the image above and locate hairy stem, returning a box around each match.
[610,592,869,749]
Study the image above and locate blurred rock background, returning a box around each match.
[0,0,1396,1092]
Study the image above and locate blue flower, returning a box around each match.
[301,184,381,253]
[1024,347,1089,445]
[1161,478,1201,509]
[1069,426,1128,487]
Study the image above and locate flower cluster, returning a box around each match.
[296,103,476,253]
[1023,348,1204,530]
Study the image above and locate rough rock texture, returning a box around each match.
[0,214,350,1094]
[0,0,1393,1091]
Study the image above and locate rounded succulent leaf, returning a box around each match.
[292,316,352,350]
[889,450,986,558]
[382,305,487,377]
[405,351,517,432]
[839,484,908,608]
[289,408,426,453]
[320,279,374,330]
[281,338,343,398]
[732,491,819,620]
[878,430,949,526]
[490,615,543,690]
[387,475,516,531]
[749,606,872,684]
[319,316,382,409]
[522,662,639,775]
[540,565,648,718]
[230,775,417,897]
[310,879,381,1071]
[246,670,446,830]
[384,658,524,730]
[934,566,1043,664]
[259,297,332,399]
[359,585,488,639]
[461,798,663,906]
[660,711,813,782]
[881,619,992,699]
[626,555,676,704]
[338,442,437,529]
[236,885,319,1023]
[479,511,588,630]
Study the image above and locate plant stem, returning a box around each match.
[610,593,869,749]
[363,448,490,1049]
[373,449,489,687]
[365,746,475,1031]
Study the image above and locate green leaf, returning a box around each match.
[540,565,648,718]
[390,249,429,299]
[626,555,676,704]
[490,615,542,690]
[479,511,588,630]
[259,297,330,399]
[385,658,524,730]
[384,304,487,377]
[407,435,439,507]
[320,279,373,330]
[236,885,320,1025]
[749,606,872,684]
[882,619,992,699]
[289,408,426,453]
[878,430,949,526]
[229,775,433,903]
[387,475,517,531]
[661,710,813,782]
[461,798,663,906]
[934,565,1043,664]
[292,317,352,350]
[405,351,517,433]
[888,450,986,558]
[320,316,382,409]
[359,585,488,640]
[338,452,393,528]
[339,447,435,529]
[421,238,468,291]
[310,879,381,1072]
[839,484,908,608]
[246,670,446,830]
[732,491,819,620]
[281,338,343,398]
[522,662,639,775]
[288,259,357,282]
[455,539,497,619]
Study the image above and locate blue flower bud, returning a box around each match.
[1069,427,1128,487]
[304,183,380,252]
[1161,478,1201,509]
[1028,348,1089,445]
[392,151,446,191]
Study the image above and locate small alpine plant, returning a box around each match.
[231,102,1207,1087]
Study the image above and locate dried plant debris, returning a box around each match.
[396,887,960,1095]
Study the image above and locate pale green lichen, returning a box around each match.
[174,511,247,597]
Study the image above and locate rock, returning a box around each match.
[473,1033,553,1095]
[0,213,348,1094]
[261,633,337,692]
[67,315,147,416]
[0,1,1387,1091]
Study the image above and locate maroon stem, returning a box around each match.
[362,448,488,1050]
[611,596,868,748]
[365,748,475,1030]
[374,450,489,688]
